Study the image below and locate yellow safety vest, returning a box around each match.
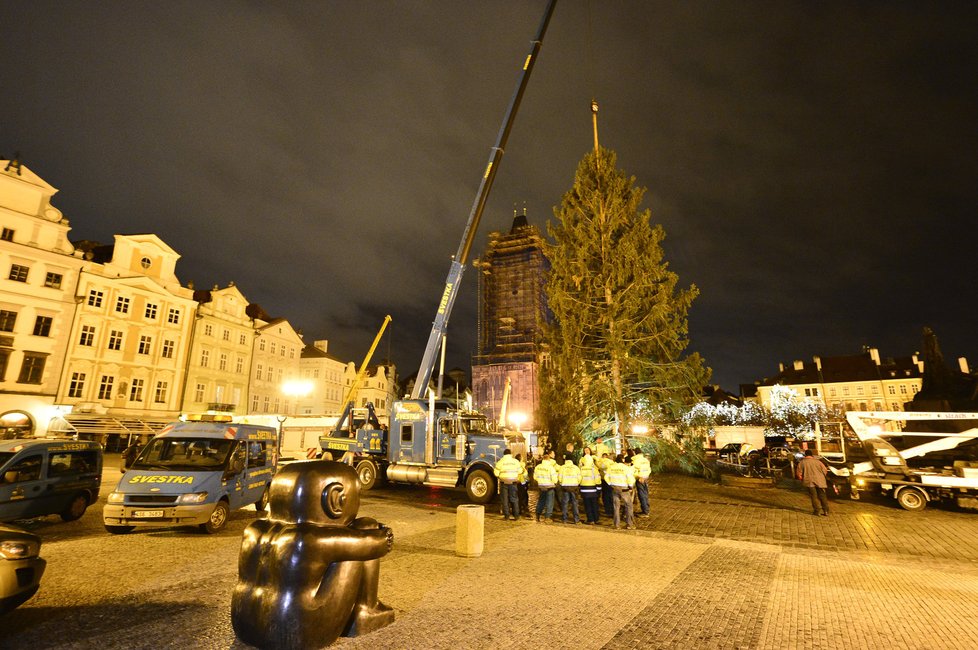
[558,462,582,487]
[605,462,630,488]
[632,453,652,480]
[493,454,522,483]
[534,461,558,488]
[579,463,600,487]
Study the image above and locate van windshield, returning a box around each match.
[132,438,235,471]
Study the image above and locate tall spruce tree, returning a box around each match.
[542,147,710,449]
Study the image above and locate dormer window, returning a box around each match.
[140,257,152,270]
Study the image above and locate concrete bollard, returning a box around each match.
[455,504,484,558]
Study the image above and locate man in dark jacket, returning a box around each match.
[797,449,830,516]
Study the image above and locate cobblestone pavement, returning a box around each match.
[4,469,978,650]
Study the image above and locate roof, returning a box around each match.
[757,350,922,387]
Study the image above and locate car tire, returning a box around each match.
[104,525,134,535]
[200,500,230,534]
[59,493,89,522]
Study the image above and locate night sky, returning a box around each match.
[3,1,976,391]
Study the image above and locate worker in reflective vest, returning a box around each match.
[557,457,582,524]
[533,452,559,523]
[493,449,522,521]
[578,456,601,525]
[605,454,636,530]
[631,450,652,516]
[596,453,615,517]
[515,453,530,518]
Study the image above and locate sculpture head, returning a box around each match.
[268,460,361,525]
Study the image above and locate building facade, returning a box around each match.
[471,209,550,429]
[249,317,304,415]
[298,340,350,416]
[754,347,925,414]
[0,160,84,437]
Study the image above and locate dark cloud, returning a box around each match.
[2,1,976,389]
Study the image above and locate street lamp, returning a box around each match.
[279,380,313,454]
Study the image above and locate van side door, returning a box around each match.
[0,452,47,519]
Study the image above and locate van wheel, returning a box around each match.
[105,525,134,535]
[200,500,230,533]
[60,493,89,521]
[255,486,269,512]
[356,460,378,490]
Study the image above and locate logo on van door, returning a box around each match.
[128,475,195,484]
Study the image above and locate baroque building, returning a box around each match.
[471,209,550,430]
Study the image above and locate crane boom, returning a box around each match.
[410,0,557,400]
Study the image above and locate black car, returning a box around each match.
[0,522,45,614]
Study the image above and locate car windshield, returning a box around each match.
[461,417,488,434]
[131,437,235,471]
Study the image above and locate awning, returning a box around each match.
[48,414,176,437]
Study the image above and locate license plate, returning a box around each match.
[133,509,164,518]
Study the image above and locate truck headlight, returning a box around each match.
[107,492,125,504]
[0,540,40,560]
[177,492,209,504]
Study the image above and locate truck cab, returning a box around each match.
[103,420,277,534]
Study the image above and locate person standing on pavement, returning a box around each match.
[631,448,652,517]
[558,455,583,524]
[579,446,595,470]
[579,453,602,524]
[596,452,615,518]
[534,451,559,523]
[493,448,522,521]
[605,454,636,530]
[515,453,530,518]
[796,449,830,516]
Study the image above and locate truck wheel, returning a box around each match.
[896,487,928,511]
[104,525,134,535]
[200,500,230,533]
[356,460,378,490]
[465,469,495,504]
[60,493,89,521]
[254,486,269,512]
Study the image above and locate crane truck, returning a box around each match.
[832,411,978,512]
[319,0,555,503]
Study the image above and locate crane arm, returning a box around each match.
[410,0,557,400]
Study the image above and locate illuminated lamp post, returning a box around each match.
[509,411,528,454]
[279,379,313,452]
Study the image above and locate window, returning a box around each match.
[97,376,114,400]
[3,455,41,482]
[843,387,850,396]
[0,349,9,381]
[88,290,104,307]
[162,339,175,359]
[0,310,16,332]
[32,316,53,337]
[200,349,210,367]
[129,378,144,402]
[167,308,180,324]
[222,329,230,341]
[256,364,263,380]
[280,346,286,357]
[204,324,213,337]
[401,424,413,443]
[115,296,130,313]
[270,342,276,355]
[856,387,864,396]
[154,381,168,403]
[871,385,879,395]
[251,395,259,411]
[78,325,95,346]
[68,372,86,398]
[235,356,243,373]
[239,333,246,345]
[138,335,152,355]
[219,353,227,371]
[8,264,29,282]
[259,339,266,351]
[18,352,46,384]
[194,383,205,402]
[145,303,158,319]
[273,398,280,412]
[263,396,270,413]
[247,441,268,467]
[900,384,908,395]
[0,228,13,242]
[107,330,123,351]
[811,388,818,396]
[888,385,896,395]
[289,347,295,359]
[44,272,63,289]
[140,257,151,270]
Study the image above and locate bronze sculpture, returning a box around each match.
[231,460,394,649]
